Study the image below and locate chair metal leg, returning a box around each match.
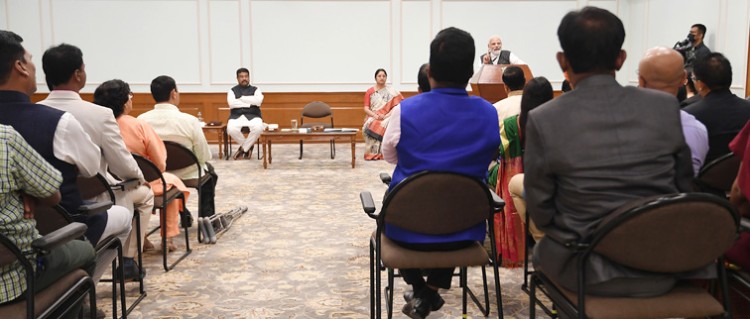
[299,141,303,160]
[529,273,537,319]
[461,267,468,316]
[330,140,336,159]
[369,239,376,319]
[375,249,382,319]
[126,211,147,316]
[386,268,394,319]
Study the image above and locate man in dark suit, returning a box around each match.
[684,52,750,163]
[525,6,694,297]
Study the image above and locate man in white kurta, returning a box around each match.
[227,67,264,159]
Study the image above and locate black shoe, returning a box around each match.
[180,208,194,228]
[403,290,445,311]
[243,150,251,159]
[402,297,431,319]
[118,257,146,281]
[232,147,245,160]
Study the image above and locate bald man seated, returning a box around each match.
[479,35,525,66]
[638,46,708,174]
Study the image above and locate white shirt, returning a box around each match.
[138,103,212,180]
[40,90,144,182]
[52,112,101,177]
[382,105,402,164]
[227,87,264,109]
[493,91,524,127]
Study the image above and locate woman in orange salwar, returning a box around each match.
[94,79,189,252]
[363,68,403,160]
[487,77,553,267]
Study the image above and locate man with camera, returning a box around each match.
[675,24,711,70]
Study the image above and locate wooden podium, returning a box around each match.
[470,64,533,104]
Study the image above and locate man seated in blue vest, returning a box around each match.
[381,27,501,319]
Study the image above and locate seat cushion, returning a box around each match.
[554,280,724,319]
[378,234,489,269]
[0,269,89,319]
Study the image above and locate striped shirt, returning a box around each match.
[0,125,62,303]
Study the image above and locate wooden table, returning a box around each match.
[201,124,229,159]
[259,130,358,169]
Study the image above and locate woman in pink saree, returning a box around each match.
[363,68,404,160]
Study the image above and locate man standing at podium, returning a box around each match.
[227,67,264,160]
[480,35,525,66]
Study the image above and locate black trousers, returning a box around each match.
[199,163,218,217]
[394,240,474,290]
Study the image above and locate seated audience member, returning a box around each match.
[638,46,708,174]
[381,27,500,319]
[417,63,430,93]
[0,31,129,249]
[727,123,750,270]
[94,80,191,260]
[480,35,525,66]
[39,44,151,272]
[491,77,554,253]
[138,75,218,217]
[525,7,695,297]
[492,66,526,127]
[680,71,702,107]
[0,124,96,319]
[684,53,750,163]
[227,67,264,160]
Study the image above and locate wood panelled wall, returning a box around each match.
[32,92,419,143]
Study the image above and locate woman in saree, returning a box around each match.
[488,76,553,267]
[94,79,189,252]
[363,68,404,160]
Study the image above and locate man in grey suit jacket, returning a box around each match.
[525,7,694,297]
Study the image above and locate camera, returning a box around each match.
[673,33,695,52]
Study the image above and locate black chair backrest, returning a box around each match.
[163,141,201,173]
[34,205,74,236]
[132,154,164,184]
[381,171,493,235]
[696,152,740,193]
[301,101,333,127]
[301,101,332,118]
[76,174,114,202]
[592,193,738,273]
[0,234,21,267]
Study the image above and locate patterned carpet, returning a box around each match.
[96,143,537,319]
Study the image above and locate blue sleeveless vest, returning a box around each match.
[386,88,501,243]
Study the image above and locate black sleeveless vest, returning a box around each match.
[229,85,262,120]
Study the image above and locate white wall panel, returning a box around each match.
[49,0,201,89]
[2,0,748,93]
[442,1,577,86]
[4,0,44,63]
[250,0,391,87]
[208,0,241,84]
[400,0,430,89]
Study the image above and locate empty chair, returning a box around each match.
[360,171,505,319]
[529,193,738,319]
[299,101,335,159]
